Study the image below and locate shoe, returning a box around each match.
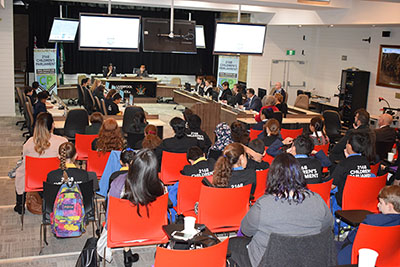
[14,204,23,214]
[123,249,139,267]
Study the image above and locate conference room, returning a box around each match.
[1,0,400,266]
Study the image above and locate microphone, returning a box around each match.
[378,97,393,114]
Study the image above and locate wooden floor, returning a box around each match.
[0,103,182,266]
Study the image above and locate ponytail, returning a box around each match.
[58,142,77,183]
[212,143,244,187]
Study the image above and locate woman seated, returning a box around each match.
[47,142,90,185]
[213,143,256,195]
[94,85,106,101]
[228,153,333,267]
[91,118,124,152]
[274,93,288,117]
[259,118,281,147]
[219,81,233,102]
[207,122,233,161]
[231,121,250,145]
[141,124,162,150]
[85,112,104,135]
[255,95,279,122]
[231,84,244,106]
[90,79,102,94]
[14,112,68,214]
[204,78,214,97]
[309,116,329,146]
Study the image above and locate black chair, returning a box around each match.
[323,110,343,143]
[100,99,108,115]
[15,87,26,125]
[127,133,145,149]
[77,85,85,107]
[258,227,336,267]
[376,141,395,161]
[94,96,102,114]
[122,106,145,134]
[64,109,89,141]
[270,111,283,124]
[23,100,34,139]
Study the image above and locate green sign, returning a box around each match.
[286,50,295,56]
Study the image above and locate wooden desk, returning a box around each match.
[238,116,312,130]
[57,85,78,99]
[287,105,320,116]
[100,77,159,98]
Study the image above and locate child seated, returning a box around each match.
[246,139,270,171]
[259,119,282,147]
[252,108,273,131]
[337,185,400,264]
[181,146,215,177]
[107,148,136,191]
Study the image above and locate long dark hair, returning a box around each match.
[131,110,147,133]
[213,143,245,187]
[310,116,327,144]
[348,132,375,163]
[122,149,164,217]
[230,121,250,145]
[266,153,310,204]
[170,117,186,139]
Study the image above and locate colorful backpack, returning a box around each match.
[50,182,86,237]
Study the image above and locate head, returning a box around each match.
[248,139,266,161]
[108,63,113,71]
[24,86,33,96]
[289,135,314,156]
[246,88,255,98]
[346,132,374,162]
[142,134,162,150]
[205,78,212,87]
[222,81,229,90]
[90,112,104,125]
[266,153,309,203]
[182,108,194,122]
[59,142,77,170]
[275,82,282,90]
[91,79,102,90]
[274,93,283,104]
[112,93,122,104]
[106,89,117,99]
[213,143,247,187]
[144,124,157,136]
[37,91,48,103]
[169,117,186,139]
[187,114,202,130]
[186,146,204,164]
[131,110,146,132]
[378,185,400,214]
[123,149,164,217]
[310,116,324,133]
[196,76,204,84]
[120,147,136,166]
[354,108,370,127]
[230,121,249,145]
[140,65,146,72]
[264,118,280,136]
[81,78,89,87]
[32,81,39,90]
[33,113,54,155]
[233,84,241,94]
[214,122,233,150]
[378,113,393,127]
[261,107,274,121]
[262,95,277,107]
[97,118,124,152]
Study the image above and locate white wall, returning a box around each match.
[0,0,15,116]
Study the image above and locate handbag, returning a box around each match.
[26,191,42,215]
[75,237,98,267]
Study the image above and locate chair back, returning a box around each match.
[370,162,380,176]
[270,111,283,124]
[253,169,269,202]
[107,194,169,247]
[170,77,182,86]
[15,87,24,113]
[294,94,309,110]
[262,148,275,165]
[249,129,262,141]
[306,179,333,208]
[77,85,86,106]
[176,175,204,216]
[100,99,108,115]
[75,134,98,161]
[42,182,61,223]
[122,106,145,134]
[376,141,395,162]
[87,150,111,178]
[154,238,229,267]
[64,109,89,139]
[197,184,251,233]
[280,128,303,140]
[342,174,387,212]
[25,156,60,192]
[159,151,188,184]
[127,133,145,149]
[351,224,400,266]
[79,180,95,222]
[314,143,330,155]
[323,110,342,139]
[94,96,102,113]
[24,101,34,135]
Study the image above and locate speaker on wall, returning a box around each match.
[382,31,391,37]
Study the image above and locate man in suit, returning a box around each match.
[375,113,397,160]
[271,82,287,103]
[134,64,149,77]
[242,88,262,112]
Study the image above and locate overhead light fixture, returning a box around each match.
[298,0,330,5]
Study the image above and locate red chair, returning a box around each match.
[176,175,204,216]
[75,134,98,161]
[249,129,262,141]
[280,128,303,140]
[253,169,269,202]
[351,224,400,266]
[87,150,111,178]
[370,162,380,176]
[262,147,275,165]
[107,194,169,250]
[307,179,333,208]
[23,156,60,230]
[314,143,329,155]
[159,151,188,185]
[154,238,229,267]
[197,185,251,233]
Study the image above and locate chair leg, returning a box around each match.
[337,219,341,241]
[103,247,107,267]
[20,196,25,231]
[44,224,48,246]
[92,220,95,238]
[40,223,43,249]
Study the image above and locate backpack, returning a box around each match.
[51,182,86,237]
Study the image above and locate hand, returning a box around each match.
[311,150,318,155]
[282,137,294,145]
[353,123,359,129]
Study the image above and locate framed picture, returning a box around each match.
[376,45,400,89]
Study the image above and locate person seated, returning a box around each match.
[85,112,104,135]
[93,85,105,101]
[107,93,122,115]
[126,110,148,149]
[212,143,257,195]
[231,121,250,146]
[374,113,397,160]
[107,148,136,191]
[259,119,281,147]
[252,108,274,131]
[32,81,39,99]
[90,79,102,94]
[186,114,212,153]
[286,135,331,184]
[337,185,400,265]
[105,89,117,108]
[255,95,279,122]
[194,75,205,94]
[309,116,329,146]
[266,135,294,157]
[274,93,288,117]
[227,153,333,267]
[33,91,48,122]
[140,124,162,150]
[208,122,233,161]
[242,88,262,112]
[91,118,124,152]
[103,63,116,78]
[181,146,215,177]
[134,64,149,78]
[271,81,287,103]
[227,83,244,107]
[204,78,214,97]
[24,86,36,106]
[246,139,270,171]
[47,142,90,185]
[219,81,233,102]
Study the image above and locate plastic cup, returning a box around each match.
[358,248,379,267]
[184,216,196,232]
[388,152,394,162]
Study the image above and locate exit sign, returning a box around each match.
[287,50,295,55]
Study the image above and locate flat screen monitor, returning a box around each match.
[79,13,140,51]
[213,22,267,55]
[196,25,206,49]
[142,18,196,54]
[48,18,79,43]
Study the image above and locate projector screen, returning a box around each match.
[48,18,79,43]
[79,13,140,51]
[213,22,267,55]
[196,25,206,49]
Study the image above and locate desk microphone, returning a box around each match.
[379,97,394,115]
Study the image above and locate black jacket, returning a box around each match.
[107,101,120,115]
[181,158,215,177]
[186,128,212,153]
[220,89,233,101]
[47,168,90,185]
[297,157,324,184]
[229,168,257,195]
